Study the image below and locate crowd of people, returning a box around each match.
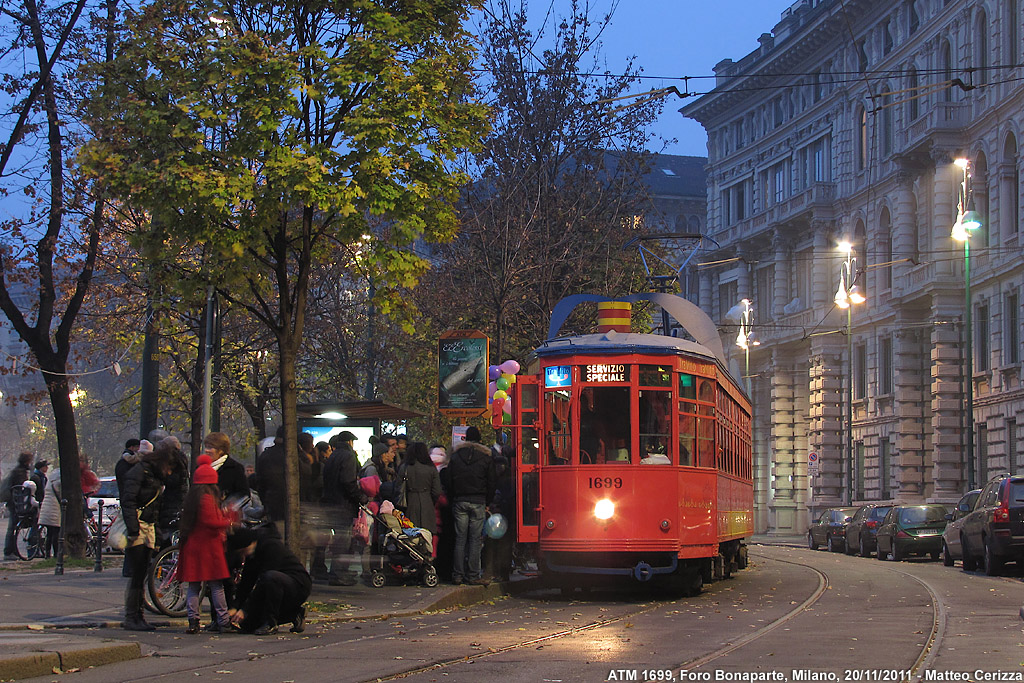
[1,422,516,635]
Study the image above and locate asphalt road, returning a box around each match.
[25,544,1023,683]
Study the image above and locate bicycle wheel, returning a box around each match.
[26,526,46,559]
[13,524,31,560]
[148,545,187,617]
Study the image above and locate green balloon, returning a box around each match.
[496,377,510,391]
[502,412,512,424]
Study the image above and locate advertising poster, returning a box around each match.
[438,330,489,417]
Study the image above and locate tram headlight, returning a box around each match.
[594,498,615,520]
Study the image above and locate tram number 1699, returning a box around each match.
[588,477,623,489]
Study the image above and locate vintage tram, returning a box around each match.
[508,294,754,594]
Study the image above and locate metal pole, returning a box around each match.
[202,287,215,437]
[965,236,975,489]
[94,502,103,572]
[55,498,67,576]
[847,302,854,506]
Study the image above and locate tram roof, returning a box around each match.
[534,331,718,362]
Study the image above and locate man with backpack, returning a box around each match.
[3,452,34,560]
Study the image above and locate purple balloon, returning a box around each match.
[499,359,521,375]
[488,381,497,397]
[488,365,501,380]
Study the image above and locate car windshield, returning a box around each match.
[899,506,945,524]
[91,479,119,498]
[1010,482,1024,504]
[869,507,891,521]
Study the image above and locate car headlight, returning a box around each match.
[594,499,615,520]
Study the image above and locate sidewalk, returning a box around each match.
[0,558,513,679]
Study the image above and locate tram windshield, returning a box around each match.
[579,386,630,464]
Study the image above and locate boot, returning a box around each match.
[122,589,155,631]
[290,605,306,634]
[186,618,200,634]
[253,620,278,636]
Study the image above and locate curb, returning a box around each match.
[0,640,140,680]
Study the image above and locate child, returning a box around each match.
[178,454,237,634]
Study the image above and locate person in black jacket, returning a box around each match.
[321,432,367,585]
[256,426,287,532]
[443,427,495,585]
[204,432,249,501]
[3,452,34,560]
[155,437,190,549]
[120,443,174,631]
[228,525,312,635]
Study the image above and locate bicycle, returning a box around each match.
[11,511,46,560]
[148,543,202,617]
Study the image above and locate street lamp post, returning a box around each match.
[735,299,761,528]
[835,242,865,505]
[952,158,982,490]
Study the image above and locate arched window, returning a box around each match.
[1005,0,1019,65]
[975,9,989,86]
[941,40,953,102]
[856,105,868,170]
[881,83,894,156]
[907,66,920,122]
[1002,134,1020,238]
[879,207,893,290]
[974,151,989,246]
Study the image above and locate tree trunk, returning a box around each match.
[42,369,85,557]
[279,340,301,554]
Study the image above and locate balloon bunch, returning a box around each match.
[488,359,521,428]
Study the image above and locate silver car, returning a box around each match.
[941,489,981,566]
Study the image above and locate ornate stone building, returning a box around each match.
[681,0,1024,535]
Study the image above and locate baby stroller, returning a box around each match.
[361,505,438,588]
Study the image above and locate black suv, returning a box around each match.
[959,473,1024,575]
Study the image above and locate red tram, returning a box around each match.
[508,294,753,594]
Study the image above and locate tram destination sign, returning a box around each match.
[438,330,489,418]
[583,364,630,383]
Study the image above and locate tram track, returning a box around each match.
[369,554,832,682]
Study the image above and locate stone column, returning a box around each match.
[930,293,967,499]
[805,335,844,510]
[699,270,713,317]
[810,229,832,310]
[768,349,811,535]
[931,150,958,278]
[894,324,927,499]
[773,232,789,320]
[893,170,918,292]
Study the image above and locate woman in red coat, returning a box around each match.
[179,454,237,634]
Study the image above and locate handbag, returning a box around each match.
[107,512,129,550]
[353,508,371,544]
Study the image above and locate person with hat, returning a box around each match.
[443,426,496,585]
[178,453,238,634]
[227,525,311,635]
[321,431,367,585]
[29,459,48,505]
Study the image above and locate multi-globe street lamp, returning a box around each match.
[951,158,982,490]
[835,242,865,505]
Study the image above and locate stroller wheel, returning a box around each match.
[370,571,387,588]
[423,569,439,588]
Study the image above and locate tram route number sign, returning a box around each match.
[808,451,819,476]
[438,330,489,418]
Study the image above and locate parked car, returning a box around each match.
[87,476,120,517]
[875,504,948,561]
[941,489,981,567]
[844,504,893,557]
[959,473,1024,575]
[807,507,858,552]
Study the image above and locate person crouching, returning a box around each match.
[227,526,312,636]
[179,455,238,634]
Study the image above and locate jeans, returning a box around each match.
[187,581,228,626]
[452,501,486,581]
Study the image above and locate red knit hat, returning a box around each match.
[193,454,218,485]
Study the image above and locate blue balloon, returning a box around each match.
[485,513,508,539]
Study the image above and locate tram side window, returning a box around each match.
[639,390,672,464]
[697,379,716,467]
[544,390,572,465]
[580,386,630,464]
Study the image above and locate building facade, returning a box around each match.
[682,0,1024,535]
